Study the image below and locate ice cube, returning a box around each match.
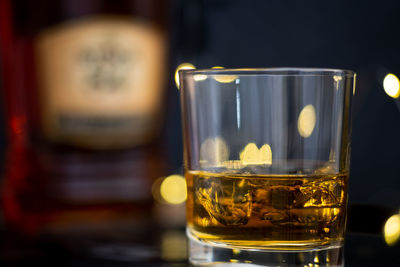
[299,179,340,208]
[195,177,252,226]
[270,186,298,209]
[262,210,288,224]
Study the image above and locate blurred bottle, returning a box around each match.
[0,0,169,237]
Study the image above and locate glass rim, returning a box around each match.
[179,67,355,77]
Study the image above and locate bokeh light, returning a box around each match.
[193,74,207,81]
[160,174,187,205]
[240,143,272,165]
[314,255,319,263]
[384,213,400,246]
[161,230,187,261]
[211,66,237,83]
[200,137,229,166]
[383,73,400,98]
[174,62,195,89]
[298,104,316,138]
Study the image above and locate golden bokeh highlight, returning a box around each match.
[193,74,207,81]
[383,73,400,98]
[298,104,316,138]
[232,249,241,255]
[211,66,237,83]
[161,230,187,261]
[200,137,229,166]
[174,62,195,89]
[160,174,187,205]
[240,143,272,165]
[384,213,400,246]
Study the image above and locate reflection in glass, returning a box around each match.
[211,66,238,83]
[200,137,229,166]
[240,143,272,165]
[298,104,316,138]
[161,230,187,261]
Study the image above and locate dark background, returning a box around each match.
[166,0,400,207]
[0,1,399,266]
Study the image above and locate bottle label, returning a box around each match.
[36,16,166,149]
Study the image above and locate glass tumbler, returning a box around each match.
[180,68,355,266]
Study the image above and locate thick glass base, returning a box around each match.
[188,232,344,267]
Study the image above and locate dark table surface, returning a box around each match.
[0,203,399,267]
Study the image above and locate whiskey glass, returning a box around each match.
[180,68,355,266]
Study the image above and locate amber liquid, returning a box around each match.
[186,170,348,250]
